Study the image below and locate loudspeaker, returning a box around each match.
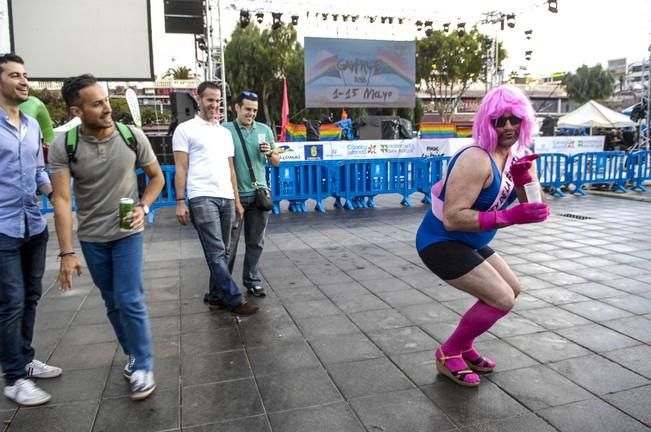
[357,115,400,140]
[381,120,400,140]
[164,0,204,34]
[168,92,197,135]
[304,120,321,141]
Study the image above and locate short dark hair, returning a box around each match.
[197,81,221,96]
[0,53,24,74]
[61,74,98,107]
[235,91,258,106]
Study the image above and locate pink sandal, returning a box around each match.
[462,347,496,373]
[435,347,480,387]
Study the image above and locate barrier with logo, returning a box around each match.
[39,151,651,218]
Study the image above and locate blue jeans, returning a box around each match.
[227,195,269,289]
[0,228,48,385]
[189,196,242,308]
[80,232,153,372]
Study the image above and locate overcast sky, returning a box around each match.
[2,0,650,79]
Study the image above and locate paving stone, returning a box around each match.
[505,331,590,363]
[268,402,364,432]
[239,319,303,347]
[296,314,360,338]
[247,340,320,375]
[603,385,651,426]
[516,306,592,329]
[560,300,633,322]
[487,314,546,337]
[603,278,651,295]
[566,281,628,298]
[310,333,383,364]
[182,379,264,427]
[94,388,180,432]
[180,326,242,356]
[181,350,251,387]
[331,293,390,313]
[48,341,117,370]
[34,367,108,404]
[489,365,593,410]
[256,367,341,412]
[6,400,97,432]
[527,287,592,305]
[348,309,411,332]
[329,357,414,398]
[602,344,651,378]
[512,293,551,311]
[368,326,437,354]
[458,414,557,432]
[538,398,648,432]
[358,277,414,293]
[549,354,648,394]
[422,379,528,428]
[398,302,460,325]
[284,299,342,319]
[601,295,651,314]
[184,415,271,432]
[180,310,235,333]
[390,350,438,386]
[59,323,116,346]
[350,389,457,432]
[374,288,434,308]
[557,323,640,352]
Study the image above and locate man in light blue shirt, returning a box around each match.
[0,53,62,407]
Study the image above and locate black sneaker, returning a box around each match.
[203,293,226,309]
[247,286,266,297]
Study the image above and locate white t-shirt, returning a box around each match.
[172,116,235,199]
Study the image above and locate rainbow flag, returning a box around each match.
[456,126,473,138]
[377,49,415,83]
[285,123,306,142]
[319,124,342,141]
[420,123,456,139]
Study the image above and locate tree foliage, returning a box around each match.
[224,23,303,129]
[416,28,506,121]
[164,66,192,80]
[563,64,614,104]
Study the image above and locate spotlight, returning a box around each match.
[195,35,207,52]
[291,15,299,26]
[271,12,282,30]
[547,0,558,13]
[255,12,264,24]
[332,14,338,21]
[415,20,423,31]
[381,17,387,24]
[425,28,433,37]
[343,14,349,22]
[506,13,515,28]
[484,38,493,49]
[351,15,359,22]
[389,17,394,24]
[369,16,376,23]
[456,22,466,37]
[322,13,328,21]
[525,50,532,61]
[442,22,450,32]
[239,10,250,28]
[398,18,404,24]
[524,29,532,39]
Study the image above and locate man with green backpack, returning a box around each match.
[49,74,164,401]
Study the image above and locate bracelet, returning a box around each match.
[47,191,54,201]
[58,250,75,258]
[176,197,186,201]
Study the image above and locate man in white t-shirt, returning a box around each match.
[172,82,258,316]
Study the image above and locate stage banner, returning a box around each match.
[304,37,416,108]
[533,136,604,155]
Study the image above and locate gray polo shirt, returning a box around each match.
[49,126,156,242]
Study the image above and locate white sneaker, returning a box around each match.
[130,370,156,401]
[123,356,135,380]
[26,359,63,379]
[4,379,51,406]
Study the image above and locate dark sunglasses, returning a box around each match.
[239,91,258,100]
[493,115,522,128]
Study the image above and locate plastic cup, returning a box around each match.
[257,133,267,153]
[524,182,542,203]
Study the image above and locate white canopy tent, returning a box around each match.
[557,100,636,129]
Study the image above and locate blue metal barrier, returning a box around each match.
[568,151,628,195]
[537,153,568,197]
[626,150,651,192]
[413,157,450,204]
[145,165,177,223]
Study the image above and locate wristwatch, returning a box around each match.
[138,203,150,215]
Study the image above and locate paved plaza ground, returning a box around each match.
[2,192,651,432]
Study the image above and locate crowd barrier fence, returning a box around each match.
[39,151,651,218]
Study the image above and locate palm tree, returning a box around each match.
[164,66,192,80]
[563,64,614,104]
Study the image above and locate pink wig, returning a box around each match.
[472,85,536,153]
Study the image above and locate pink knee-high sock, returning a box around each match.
[442,300,509,354]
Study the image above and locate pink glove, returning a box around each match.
[478,203,550,231]
[510,154,540,187]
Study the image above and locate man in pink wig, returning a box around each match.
[416,85,550,386]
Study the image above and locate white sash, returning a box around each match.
[430,146,527,221]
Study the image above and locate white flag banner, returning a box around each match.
[125,88,142,128]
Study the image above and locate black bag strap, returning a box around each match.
[233,123,259,187]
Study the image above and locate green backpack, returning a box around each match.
[65,122,137,163]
